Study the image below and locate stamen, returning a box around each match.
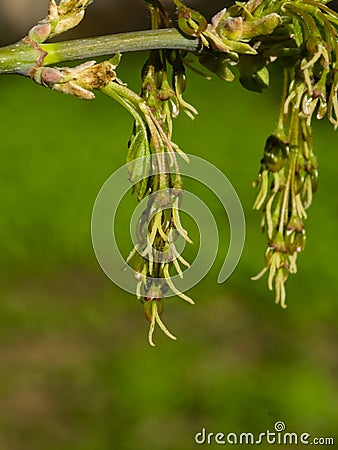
[172,197,193,244]
[148,301,157,347]
[155,309,177,341]
[163,264,195,304]
[253,170,269,210]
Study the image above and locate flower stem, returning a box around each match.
[42,29,199,65]
[0,29,199,76]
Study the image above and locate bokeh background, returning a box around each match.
[0,1,337,449]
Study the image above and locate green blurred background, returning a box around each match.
[1,2,338,450]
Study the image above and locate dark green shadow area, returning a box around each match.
[0,53,337,450]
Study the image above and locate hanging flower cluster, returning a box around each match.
[114,1,199,345]
[122,0,336,338]
[252,0,337,306]
[13,0,337,344]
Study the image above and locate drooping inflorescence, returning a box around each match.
[122,1,197,345]
[1,0,337,344]
[251,0,337,307]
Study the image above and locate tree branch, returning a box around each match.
[0,29,199,76]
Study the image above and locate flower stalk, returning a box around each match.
[252,0,337,307]
[0,30,199,76]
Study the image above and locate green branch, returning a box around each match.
[0,29,199,76]
[0,39,45,76]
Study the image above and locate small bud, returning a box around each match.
[27,0,93,43]
[28,23,52,43]
[220,17,243,41]
[176,2,208,37]
[285,229,306,254]
[286,215,304,233]
[157,79,173,101]
[33,67,62,85]
[269,232,286,253]
[42,67,63,84]
[34,61,117,100]
[217,13,281,41]
[263,135,289,172]
[143,296,163,322]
